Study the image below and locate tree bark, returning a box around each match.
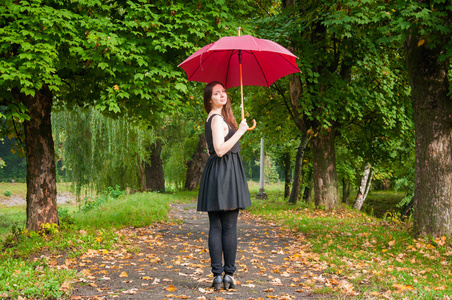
[406,25,452,237]
[303,173,313,204]
[283,152,291,199]
[288,135,309,204]
[136,154,146,191]
[185,133,209,191]
[145,138,165,192]
[19,86,58,231]
[311,129,338,210]
[353,163,372,211]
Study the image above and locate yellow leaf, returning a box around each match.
[418,39,426,47]
[141,276,152,280]
[119,271,128,278]
[164,285,177,292]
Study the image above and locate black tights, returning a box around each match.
[208,209,239,276]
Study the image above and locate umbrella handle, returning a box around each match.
[248,119,256,131]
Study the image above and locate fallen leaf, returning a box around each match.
[164,284,177,292]
[119,271,128,278]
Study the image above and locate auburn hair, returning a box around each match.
[203,81,238,130]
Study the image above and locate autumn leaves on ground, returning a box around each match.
[1,184,452,299]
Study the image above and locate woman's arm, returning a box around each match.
[211,115,248,157]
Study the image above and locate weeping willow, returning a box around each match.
[52,108,152,196]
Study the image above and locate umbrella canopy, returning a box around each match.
[178,35,299,89]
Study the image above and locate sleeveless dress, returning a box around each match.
[197,114,252,212]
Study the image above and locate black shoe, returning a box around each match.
[223,274,236,289]
[211,275,223,291]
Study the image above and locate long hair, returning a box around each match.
[203,81,238,130]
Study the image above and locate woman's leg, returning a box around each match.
[221,209,239,275]
[208,211,223,276]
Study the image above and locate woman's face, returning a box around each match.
[210,84,228,109]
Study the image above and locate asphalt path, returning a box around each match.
[69,203,342,300]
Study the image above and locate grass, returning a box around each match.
[0,188,197,299]
[0,205,26,237]
[0,182,74,202]
[362,190,406,218]
[247,184,452,299]
[1,182,450,299]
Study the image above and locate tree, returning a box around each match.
[185,132,209,191]
[254,0,414,210]
[287,135,308,204]
[353,163,373,211]
[400,1,452,236]
[0,0,247,230]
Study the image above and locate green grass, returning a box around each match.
[362,190,406,218]
[0,188,197,299]
[0,182,74,202]
[247,189,452,299]
[74,190,195,229]
[1,182,448,299]
[0,205,26,237]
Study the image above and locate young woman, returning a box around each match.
[197,81,252,290]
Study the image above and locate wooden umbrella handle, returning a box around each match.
[239,53,256,131]
[248,119,256,131]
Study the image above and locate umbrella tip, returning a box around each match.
[238,27,241,36]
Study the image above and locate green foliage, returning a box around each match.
[78,185,124,212]
[3,190,11,197]
[0,190,198,299]
[251,1,415,200]
[0,257,77,299]
[74,192,172,229]
[255,156,280,184]
[53,109,146,194]
[108,185,124,199]
[58,208,75,227]
[0,138,26,182]
[248,188,452,298]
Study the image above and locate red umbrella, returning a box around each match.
[178,28,300,130]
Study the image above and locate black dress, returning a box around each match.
[197,114,251,212]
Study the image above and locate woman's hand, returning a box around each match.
[238,119,249,134]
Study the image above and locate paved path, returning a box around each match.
[70,203,342,299]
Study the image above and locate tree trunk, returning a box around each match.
[342,179,351,205]
[311,129,338,210]
[19,86,58,231]
[283,152,291,199]
[136,154,146,191]
[185,133,209,190]
[288,135,309,204]
[303,174,313,204]
[353,163,372,211]
[406,27,452,237]
[145,138,165,192]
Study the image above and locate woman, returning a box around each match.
[197,81,252,290]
